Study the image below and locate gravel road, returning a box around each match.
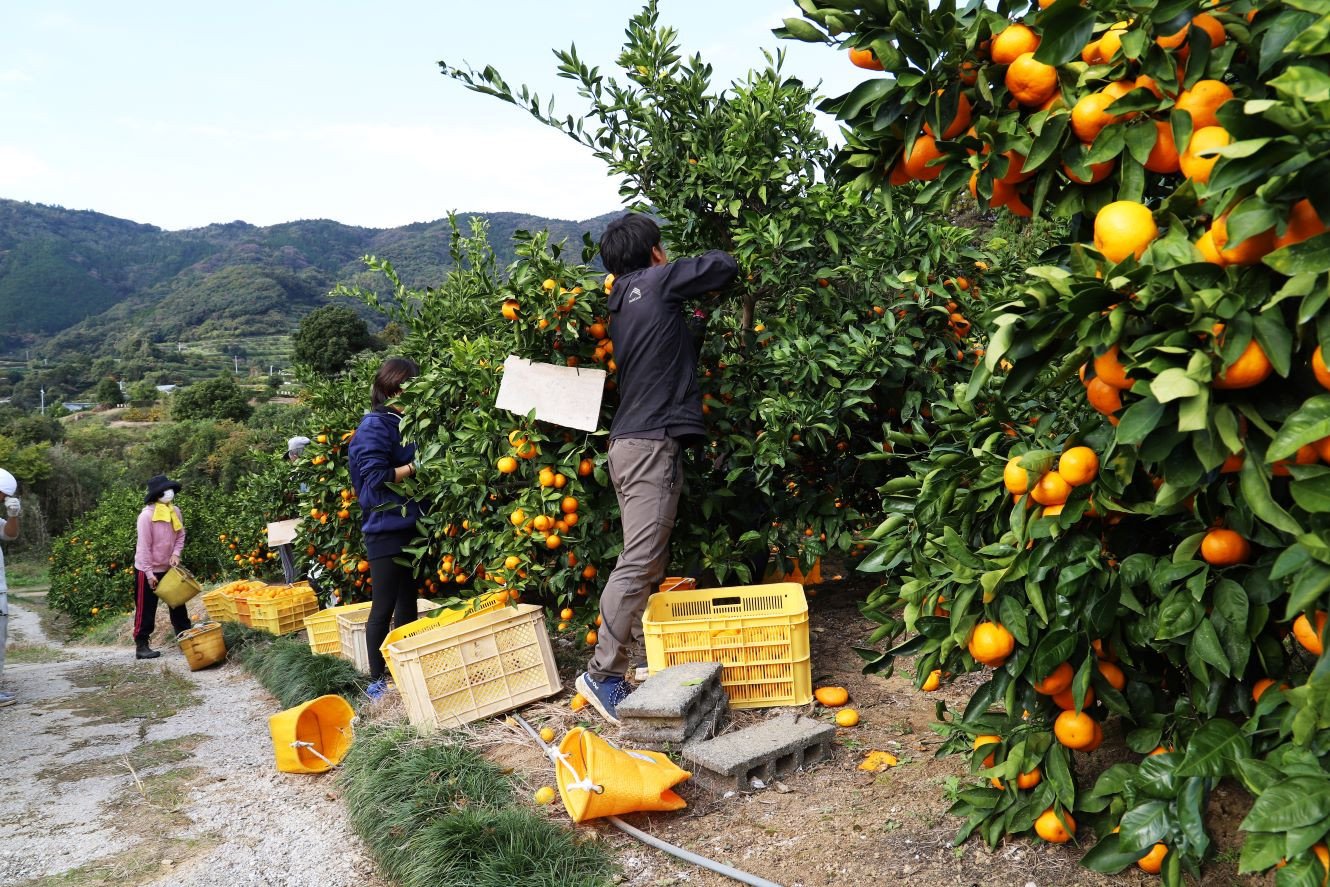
[0,601,386,887]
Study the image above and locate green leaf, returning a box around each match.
[1269,395,1330,462]
[1241,455,1305,535]
[1082,832,1148,873]
[1150,368,1201,403]
[1119,799,1172,853]
[1189,618,1231,677]
[1045,743,1076,807]
[1177,719,1249,778]
[776,17,828,42]
[1239,830,1287,874]
[1293,474,1330,513]
[1241,777,1330,831]
[1116,397,1166,445]
[1266,232,1330,275]
[1034,4,1097,65]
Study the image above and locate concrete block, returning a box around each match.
[618,662,723,719]
[620,693,728,746]
[682,712,835,792]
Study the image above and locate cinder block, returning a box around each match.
[682,712,835,792]
[620,692,728,746]
[618,662,723,719]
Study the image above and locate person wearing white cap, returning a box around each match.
[0,468,23,707]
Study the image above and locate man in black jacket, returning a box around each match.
[576,213,738,725]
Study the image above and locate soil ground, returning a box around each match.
[3,576,1269,887]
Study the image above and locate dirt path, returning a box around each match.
[0,602,384,887]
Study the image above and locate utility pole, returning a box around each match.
[234,355,240,374]
[39,387,45,416]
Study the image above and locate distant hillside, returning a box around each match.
[0,199,618,358]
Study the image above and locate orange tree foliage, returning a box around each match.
[783,0,1330,882]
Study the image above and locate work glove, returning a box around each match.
[4,497,20,518]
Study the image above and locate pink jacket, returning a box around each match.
[134,505,186,573]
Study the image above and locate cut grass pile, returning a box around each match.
[223,622,364,709]
[339,723,616,887]
[63,662,199,725]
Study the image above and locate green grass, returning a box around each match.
[339,724,615,887]
[223,622,364,708]
[62,662,199,725]
[7,642,67,663]
[6,557,50,589]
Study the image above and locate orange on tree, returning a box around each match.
[1252,678,1280,702]
[1098,660,1126,690]
[1157,20,1189,48]
[1017,767,1042,790]
[1094,345,1134,390]
[848,46,884,71]
[1190,13,1226,48]
[1315,347,1330,390]
[1053,685,1095,711]
[1212,213,1277,266]
[923,90,972,139]
[1070,92,1121,144]
[1003,456,1032,495]
[1093,201,1158,263]
[968,621,1015,666]
[1005,53,1057,107]
[1032,661,1074,695]
[991,23,1039,65]
[577,458,595,477]
[1179,125,1231,184]
[1213,339,1273,390]
[1138,844,1169,875]
[1276,199,1327,249]
[1054,710,1099,750]
[1058,446,1099,486]
[973,733,1002,768]
[1294,612,1328,656]
[1196,230,1228,265]
[1030,471,1071,507]
[1175,80,1234,129]
[1200,528,1251,566]
[1034,808,1075,843]
[501,299,520,321]
[903,133,943,181]
[1144,119,1180,173]
[922,669,942,691]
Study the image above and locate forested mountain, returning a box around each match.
[0,199,617,357]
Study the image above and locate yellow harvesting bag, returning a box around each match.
[554,726,690,823]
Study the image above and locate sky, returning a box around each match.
[0,2,863,232]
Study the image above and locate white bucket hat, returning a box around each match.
[0,469,16,496]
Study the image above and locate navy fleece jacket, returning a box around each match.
[607,250,739,441]
[348,407,423,559]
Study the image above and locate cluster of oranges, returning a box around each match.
[502,278,618,374]
[219,530,279,569]
[1002,444,1099,517]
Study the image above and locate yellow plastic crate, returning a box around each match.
[201,589,238,623]
[337,598,443,673]
[380,592,506,688]
[249,586,320,635]
[303,602,372,655]
[643,582,812,709]
[385,603,560,731]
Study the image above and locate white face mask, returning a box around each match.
[159,489,175,504]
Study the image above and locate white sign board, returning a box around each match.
[494,356,607,432]
[267,519,300,548]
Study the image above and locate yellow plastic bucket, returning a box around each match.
[154,566,203,608]
[554,727,690,823]
[267,694,355,774]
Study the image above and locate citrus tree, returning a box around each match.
[784,0,1330,881]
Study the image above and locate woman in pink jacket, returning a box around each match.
[133,475,191,659]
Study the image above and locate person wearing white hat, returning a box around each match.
[0,468,23,707]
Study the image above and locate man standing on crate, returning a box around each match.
[132,475,192,660]
[0,469,22,707]
[575,214,738,725]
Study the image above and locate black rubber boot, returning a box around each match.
[136,642,161,660]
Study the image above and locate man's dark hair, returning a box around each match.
[370,357,419,409]
[599,213,661,276]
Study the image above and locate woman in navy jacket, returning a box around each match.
[348,357,422,699]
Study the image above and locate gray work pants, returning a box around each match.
[587,437,682,680]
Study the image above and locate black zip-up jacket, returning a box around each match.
[607,250,739,441]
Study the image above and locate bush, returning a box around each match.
[224,626,363,709]
[172,374,253,422]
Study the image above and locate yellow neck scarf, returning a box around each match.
[152,503,182,531]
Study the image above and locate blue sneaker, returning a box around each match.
[365,678,390,702]
[575,672,630,726]
[0,691,14,708]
